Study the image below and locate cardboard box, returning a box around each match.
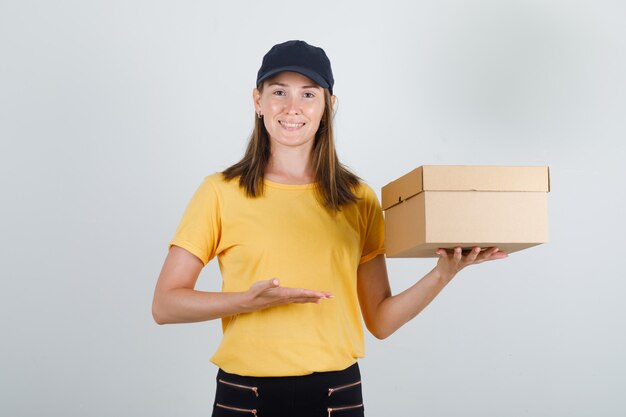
[381,165,550,257]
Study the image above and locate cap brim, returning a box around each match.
[256,66,330,91]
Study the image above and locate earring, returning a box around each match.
[257,112,263,119]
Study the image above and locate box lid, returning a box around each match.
[381,165,550,210]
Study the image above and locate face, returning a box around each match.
[253,71,327,151]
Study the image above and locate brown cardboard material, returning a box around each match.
[382,165,550,258]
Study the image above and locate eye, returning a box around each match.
[273,90,286,96]
[303,92,315,98]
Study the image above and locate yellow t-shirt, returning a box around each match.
[169,173,385,376]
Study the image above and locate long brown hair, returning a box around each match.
[222,85,360,211]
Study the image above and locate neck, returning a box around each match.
[265,143,315,185]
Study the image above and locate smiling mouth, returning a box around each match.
[279,121,305,130]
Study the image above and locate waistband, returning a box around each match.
[217,362,360,386]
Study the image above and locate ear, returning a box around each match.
[252,88,262,113]
[331,95,337,108]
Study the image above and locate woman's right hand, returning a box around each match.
[242,278,333,312]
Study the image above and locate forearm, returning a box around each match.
[374,268,452,338]
[152,288,249,325]
[360,248,506,339]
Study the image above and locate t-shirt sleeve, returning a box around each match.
[168,176,222,266]
[359,183,386,264]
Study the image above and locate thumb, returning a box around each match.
[267,278,280,288]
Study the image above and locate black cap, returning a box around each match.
[256,40,334,94]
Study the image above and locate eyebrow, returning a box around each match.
[267,82,321,89]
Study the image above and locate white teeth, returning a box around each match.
[280,121,304,128]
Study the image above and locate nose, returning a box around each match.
[285,95,301,115]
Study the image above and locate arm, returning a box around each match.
[152,245,332,325]
[357,247,507,339]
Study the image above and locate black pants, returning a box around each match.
[212,362,365,417]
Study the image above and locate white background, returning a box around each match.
[1,1,625,416]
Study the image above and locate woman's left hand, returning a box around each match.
[434,246,508,282]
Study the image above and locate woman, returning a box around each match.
[152,40,507,417]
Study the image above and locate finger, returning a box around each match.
[486,249,508,260]
[291,298,324,304]
[465,246,481,264]
[279,287,329,300]
[453,246,462,264]
[262,278,280,289]
[264,292,324,307]
[484,247,500,259]
[277,289,327,304]
[477,247,505,262]
[293,295,330,303]
[249,278,280,295]
[298,288,332,299]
